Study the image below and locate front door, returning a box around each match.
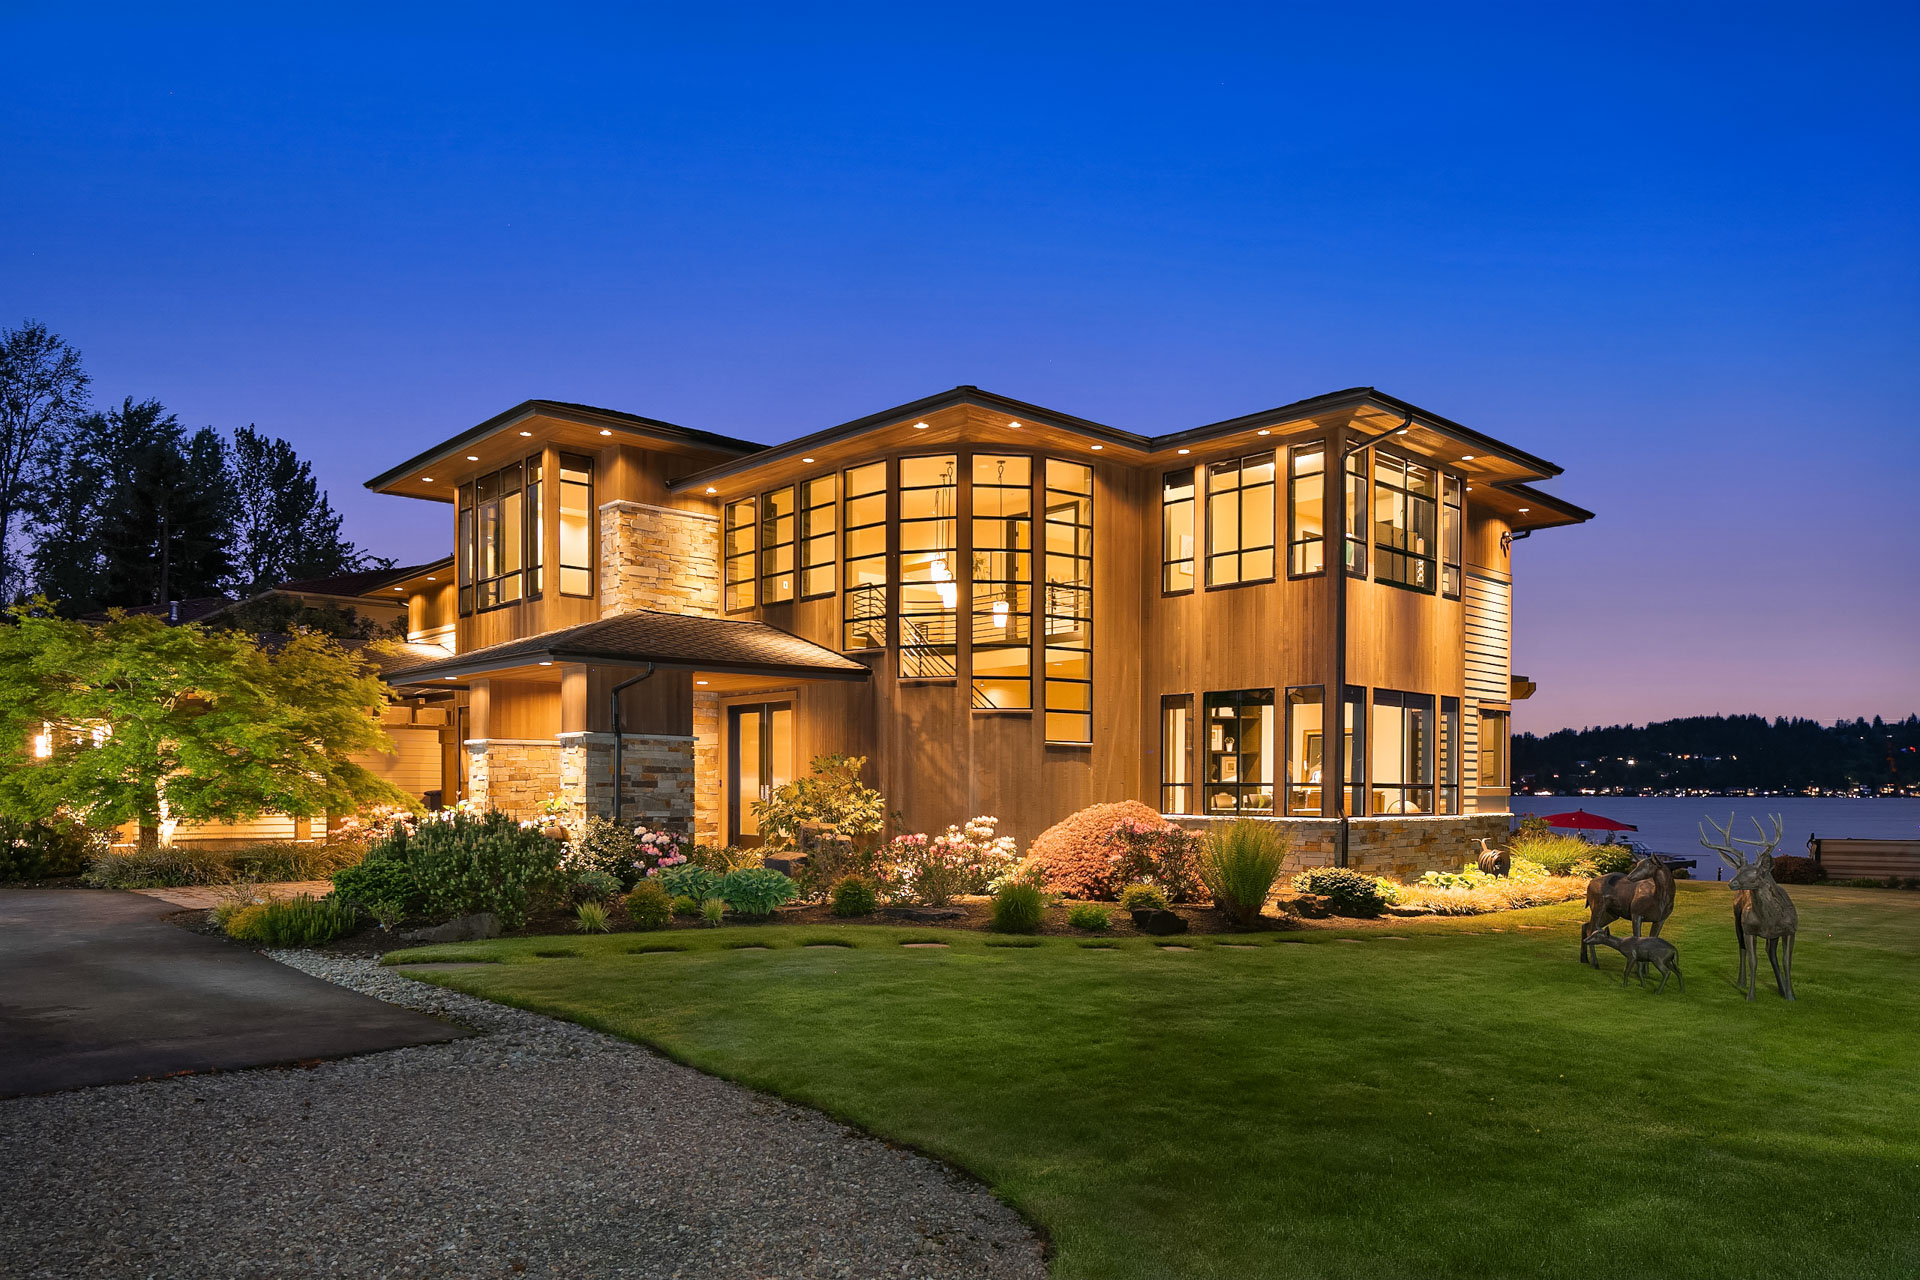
[728,702,794,847]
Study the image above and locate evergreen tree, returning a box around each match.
[228,425,369,591]
[0,321,90,598]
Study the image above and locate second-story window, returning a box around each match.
[1373,452,1438,592]
[842,461,887,649]
[1161,467,1194,593]
[1344,449,1368,576]
[473,461,524,609]
[1288,444,1324,576]
[457,483,475,614]
[972,454,1032,709]
[558,453,593,597]
[899,455,957,677]
[800,475,836,598]
[1206,452,1275,587]
[724,497,758,612]
[1043,460,1093,743]
[762,486,795,604]
[1441,475,1462,599]
[524,455,543,597]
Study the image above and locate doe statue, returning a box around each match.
[1579,853,1675,967]
[1584,927,1685,993]
[1700,814,1798,1001]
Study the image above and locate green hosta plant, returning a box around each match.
[656,863,722,904]
[717,867,799,919]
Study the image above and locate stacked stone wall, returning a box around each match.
[558,731,695,833]
[691,692,722,847]
[465,740,562,819]
[1170,813,1511,882]
[599,500,721,618]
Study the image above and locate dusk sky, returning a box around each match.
[4,3,1915,734]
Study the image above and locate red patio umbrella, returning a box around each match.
[1541,808,1637,832]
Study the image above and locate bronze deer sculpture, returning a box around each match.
[1700,814,1797,1001]
[1584,926,1685,993]
[1579,853,1675,967]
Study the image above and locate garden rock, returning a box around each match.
[1131,908,1189,935]
[1291,894,1333,919]
[401,912,500,944]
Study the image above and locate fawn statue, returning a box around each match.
[1579,853,1675,967]
[1584,926,1684,993]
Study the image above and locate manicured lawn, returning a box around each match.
[390,883,1920,1279]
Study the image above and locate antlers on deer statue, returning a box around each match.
[1699,813,1798,1001]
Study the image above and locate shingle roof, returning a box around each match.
[381,609,872,684]
[272,560,449,598]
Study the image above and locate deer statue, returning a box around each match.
[1583,926,1684,993]
[1700,814,1798,1001]
[1476,837,1511,877]
[1579,853,1676,967]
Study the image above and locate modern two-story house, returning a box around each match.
[370,386,1590,878]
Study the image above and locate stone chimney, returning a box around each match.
[598,501,722,618]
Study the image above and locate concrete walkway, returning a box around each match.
[0,889,466,1098]
[131,880,334,909]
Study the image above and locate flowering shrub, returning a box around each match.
[881,816,1020,906]
[1395,857,1585,915]
[632,826,688,880]
[1020,801,1203,901]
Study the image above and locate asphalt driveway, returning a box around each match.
[0,889,466,1097]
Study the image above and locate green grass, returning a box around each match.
[387,883,1920,1279]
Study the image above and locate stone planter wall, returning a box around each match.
[558,731,695,833]
[599,500,721,619]
[464,740,563,819]
[1170,813,1511,882]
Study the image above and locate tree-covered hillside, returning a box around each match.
[1512,714,1920,796]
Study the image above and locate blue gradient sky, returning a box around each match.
[4,3,1915,732]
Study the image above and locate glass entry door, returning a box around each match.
[729,702,794,847]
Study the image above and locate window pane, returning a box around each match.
[762,486,795,603]
[558,453,592,598]
[724,498,757,612]
[973,455,1033,710]
[1162,467,1194,593]
[1286,686,1324,815]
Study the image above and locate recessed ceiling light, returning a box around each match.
[1397,427,1410,435]
[466,455,479,461]
[420,476,433,482]
[538,660,552,666]
[1461,455,1476,461]
[1091,444,1103,451]
[1256,429,1271,436]
[802,456,814,463]
[706,486,717,494]
[1517,507,1530,514]
[426,576,436,581]
[1466,485,1475,492]
[599,428,612,436]
[1177,448,1190,455]
[393,586,403,591]
[1008,421,1021,429]
[443,676,455,681]
[914,421,930,430]
[519,430,532,437]
[695,679,709,686]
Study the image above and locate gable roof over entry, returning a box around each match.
[380,608,872,686]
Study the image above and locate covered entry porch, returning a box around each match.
[382,609,872,838]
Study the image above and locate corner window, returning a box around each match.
[899,456,958,677]
[1373,452,1438,592]
[1372,689,1435,814]
[1344,450,1368,576]
[524,455,543,597]
[558,453,593,597]
[1161,694,1194,814]
[1206,452,1275,587]
[457,483,475,615]
[473,462,524,610]
[972,455,1032,708]
[724,497,758,612]
[800,475,837,599]
[1441,475,1462,599]
[842,462,887,650]
[1043,460,1093,743]
[1478,709,1509,790]
[1285,686,1323,815]
[1161,467,1195,593]
[1203,689,1274,814]
[1288,444,1324,576]
[762,486,795,604]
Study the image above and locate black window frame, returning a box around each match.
[1202,687,1275,815]
[1161,693,1195,814]
[1441,474,1462,600]
[723,495,758,613]
[971,453,1034,711]
[1288,443,1325,578]
[799,474,837,600]
[1372,688,1436,815]
[557,452,594,599]
[1372,450,1438,593]
[761,484,796,605]
[1205,451,1277,588]
[1042,459,1094,744]
[1161,466,1195,594]
[842,461,888,651]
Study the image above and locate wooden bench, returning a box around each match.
[1808,837,1920,880]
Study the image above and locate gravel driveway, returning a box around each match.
[0,953,1046,1280]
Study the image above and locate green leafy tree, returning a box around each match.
[0,602,411,850]
[750,753,887,851]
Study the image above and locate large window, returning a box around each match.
[465,459,539,612]
[723,497,757,613]
[899,455,958,678]
[761,486,795,604]
[1373,452,1438,591]
[1207,452,1275,587]
[1204,689,1274,814]
[1285,685,1323,815]
[1344,449,1368,576]
[1043,460,1093,742]
[1162,694,1194,814]
[1288,445,1324,576]
[842,462,887,649]
[1440,696,1460,814]
[1343,685,1365,815]
[1478,709,1509,791]
[972,454,1032,708]
[800,475,836,599]
[558,453,593,597]
[1372,690,1435,814]
[1161,467,1195,593]
[525,455,543,596]
[1441,474,1462,599]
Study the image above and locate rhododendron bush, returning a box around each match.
[881,816,1019,905]
[1019,801,1203,901]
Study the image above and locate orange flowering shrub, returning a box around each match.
[1020,801,1201,901]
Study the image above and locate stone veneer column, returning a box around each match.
[558,731,695,832]
[464,740,563,819]
[598,500,722,618]
[691,691,722,847]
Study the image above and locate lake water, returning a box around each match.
[1506,796,1920,878]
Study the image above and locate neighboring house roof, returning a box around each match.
[273,560,450,599]
[381,609,873,685]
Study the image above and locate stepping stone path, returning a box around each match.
[1157,945,1194,952]
[902,942,949,948]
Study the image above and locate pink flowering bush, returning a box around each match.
[881,816,1020,906]
[1020,801,1204,901]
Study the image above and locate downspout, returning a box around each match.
[609,663,657,824]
